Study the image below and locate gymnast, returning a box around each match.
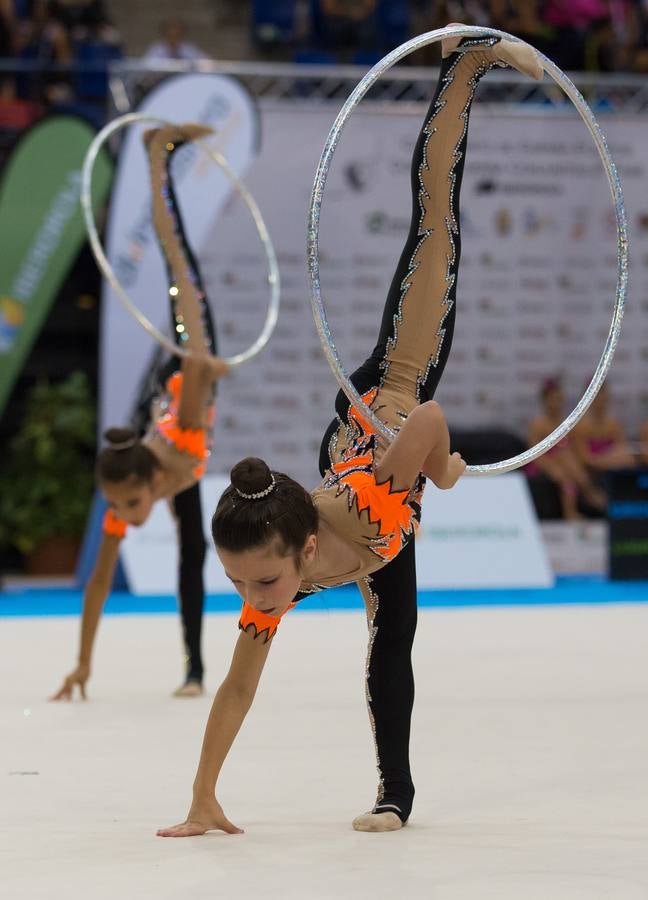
[52,125,228,701]
[157,28,543,836]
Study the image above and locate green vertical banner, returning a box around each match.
[0,115,113,416]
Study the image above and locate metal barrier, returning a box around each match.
[1,57,647,120]
[107,58,648,112]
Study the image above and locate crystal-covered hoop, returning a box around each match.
[81,112,280,367]
[307,25,627,475]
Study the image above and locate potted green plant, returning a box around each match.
[0,371,96,574]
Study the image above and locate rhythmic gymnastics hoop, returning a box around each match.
[81,112,280,367]
[307,25,628,476]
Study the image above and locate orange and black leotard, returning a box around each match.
[238,39,503,641]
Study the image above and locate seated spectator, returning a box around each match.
[614,0,648,72]
[443,0,491,27]
[53,0,105,28]
[638,418,648,466]
[15,0,72,62]
[490,0,556,58]
[572,381,636,473]
[0,76,41,129]
[316,0,378,53]
[69,0,120,46]
[71,2,121,102]
[541,0,609,70]
[527,377,606,520]
[144,18,209,61]
[0,0,14,58]
[14,1,73,104]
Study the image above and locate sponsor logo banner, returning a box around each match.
[0,116,112,415]
[121,474,552,593]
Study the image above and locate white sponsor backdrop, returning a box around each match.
[197,102,648,490]
[121,476,231,595]
[99,74,259,430]
[122,475,551,594]
[101,96,648,592]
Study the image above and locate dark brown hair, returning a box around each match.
[96,428,161,484]
[212,457,319,555]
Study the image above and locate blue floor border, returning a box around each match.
[2,576,648,618]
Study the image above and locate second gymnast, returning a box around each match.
[53,125,228,701]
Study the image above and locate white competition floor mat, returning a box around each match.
[2,604,648,899]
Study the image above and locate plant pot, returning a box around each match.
[25,536,80,576]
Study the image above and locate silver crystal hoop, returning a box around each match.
[235,474,276,500]
[307,25,628,476]
[81,111,280,367]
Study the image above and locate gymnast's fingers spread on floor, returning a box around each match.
[156,817,244,838]
[157,798,244,837]
[50,666,89,702]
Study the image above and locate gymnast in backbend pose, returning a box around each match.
[52,124,228,702]
[158,29,543,836]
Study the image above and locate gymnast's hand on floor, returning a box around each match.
[157,797,244,838]
[50,663,90,701]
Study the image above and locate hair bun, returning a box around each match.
[230,457,273,495]
[104,427,138,451]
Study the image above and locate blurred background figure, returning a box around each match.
[144,17,209,61]
[527,378,606,520]
[316,0,378,55]
[490,0,556,57]
[14,0,73,103]
[572,381,636,476]
[639,418,648,465]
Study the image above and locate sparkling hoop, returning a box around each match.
[307,25,628,476]
[81,112,280,367]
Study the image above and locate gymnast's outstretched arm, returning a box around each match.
[157,628,272,837]
[50,532,121,701]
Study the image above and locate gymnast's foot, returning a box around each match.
[442,23,544,81]
[353,782,413,832]
[172,679,204,698]
[434,451,466,490]
[352,811,404,832]
[143,123,215,149]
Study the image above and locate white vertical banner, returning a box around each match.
[99,74,259,430]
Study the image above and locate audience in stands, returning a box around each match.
[527,378,606,520]
[0,0,646,119]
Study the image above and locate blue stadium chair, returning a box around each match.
[12,0,30,18]
[376,0,410,51]
[293,48,337,64]
[252,0,297,45]
[352,49,383,66]
[74,41,122,101]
